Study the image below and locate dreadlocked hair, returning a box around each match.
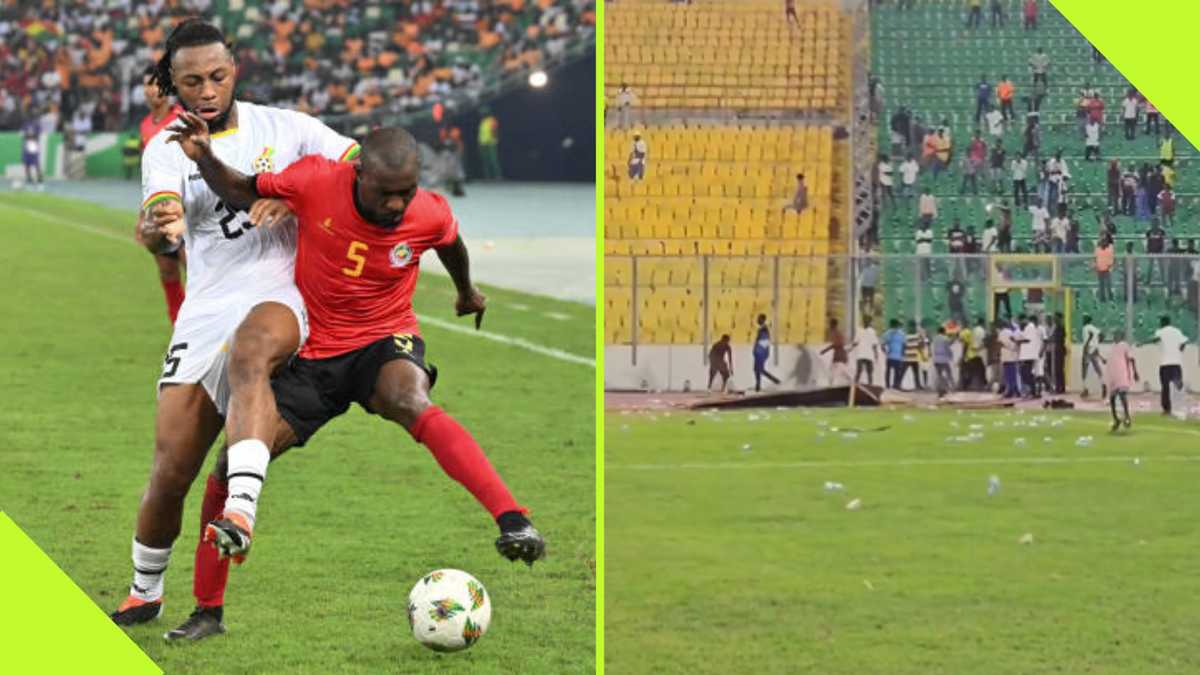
[149,18,230,98]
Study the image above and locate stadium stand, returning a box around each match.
[871,0,1199,342]
[604,0,844,113]
[604,0,852,348]
[0,0,595,132]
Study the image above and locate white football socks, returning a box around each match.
[224,439,270,528]
[130,537,171,602]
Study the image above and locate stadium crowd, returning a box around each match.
[870,41,1200,317]
[0,0,596,133]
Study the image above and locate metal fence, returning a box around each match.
[604,253,1200,362]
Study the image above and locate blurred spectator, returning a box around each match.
[478,107,502,179]
[899,154,919,199]
[890,106,910,155]
[1159,131,1175,167]
[915,220,933,281]
[1145,219,1167,285]
[1167,238,1187,298]
[1049,206,1069,253]
[627,132,646,182]
[21,118,42,185]
[1010,151,1029,206]
[877,153,894,206]
[1121,89,1139,140]
[966,0,982,30]
[982,219,998,253]
[996,75,1014,121]
[1144,95,1161,136]
[614,82,636,128]
[1147,166,1164,216]
[988,0,1005,27]
[973,74,990,123]
[1083,117,1100,161]
[984,104,1003,144]
[1158,184,1176,227]
[1028,47,1049,87]
[785,173,808,213]
[1121,164,1138,215]
[1106,159,1120,212]
[917,187,937,225]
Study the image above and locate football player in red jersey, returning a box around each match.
[135,65,187,323]
[163,112,544,638]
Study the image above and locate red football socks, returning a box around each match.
[194,474,230,608]
[410,405,525,519]
[163,279,185,324]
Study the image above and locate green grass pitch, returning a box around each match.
[0,191,595,673]
[606,404,1200,675]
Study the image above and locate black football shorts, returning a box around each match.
[271,333,438,446]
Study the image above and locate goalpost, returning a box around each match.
[988,254,1073,387]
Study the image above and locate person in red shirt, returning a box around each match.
[167,115,545,621]
[1023,0,1038,30]
[134,64,187,323]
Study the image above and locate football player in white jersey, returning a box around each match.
[111,19,359,639]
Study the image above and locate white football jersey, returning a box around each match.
[141,101,358,315]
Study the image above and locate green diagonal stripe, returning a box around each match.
[0,513,160,673]
[1052,0,1200,145]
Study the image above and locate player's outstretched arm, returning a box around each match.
[436,235,486,329]
[166,111,260,211]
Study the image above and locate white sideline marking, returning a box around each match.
[5,200,595,368]
[544,311,571,321]
[6,203,133,245]
[610,455,1200,471]
[418,315,594,368]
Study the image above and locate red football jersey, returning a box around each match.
[256,155,459,359]
[139,104,183,148]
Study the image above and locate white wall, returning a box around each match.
[605,344,1200,394]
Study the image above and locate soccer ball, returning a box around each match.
[407,569,491,652]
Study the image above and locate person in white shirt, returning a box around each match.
[1019,314,1042,397]
[1121,89,1139,140]
[1139,315,1189,415]
[900,155,920,199]
[615,83,637,128]
[1084,119,1101,161]
[981,219,998,252]
[1049,208,1070,253]
[850,316,881,386]
[1080,315,1105,398]
[1027,199,1049,252]
[918,188,937,225]
[985,106,1004,140]
[915,222,934,281]
[878,154,895,205]
[999,318,1022,398]
[1010,152,1029,207]
[1045,152,1070,205]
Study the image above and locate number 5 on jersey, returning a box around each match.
[343,240,368,277]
